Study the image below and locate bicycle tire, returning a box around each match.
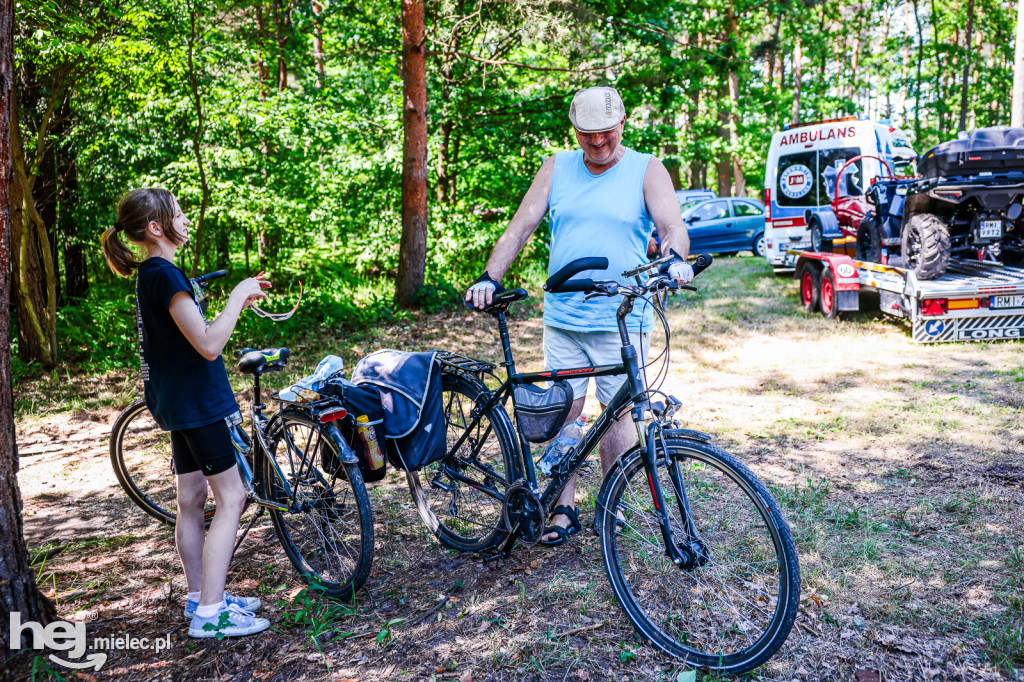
[264,409,374,600]
[109,399,216,527]
[407,369,518,552]
[596,437,800,674]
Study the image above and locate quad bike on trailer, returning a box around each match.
[861,126,1024,279]
[803,154,909,259]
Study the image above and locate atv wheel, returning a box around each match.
[901,213,950,280]
[798,264,820,313]
[810,218,832,253]
[855,217,883,263]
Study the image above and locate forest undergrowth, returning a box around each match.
[12,257,1024,681]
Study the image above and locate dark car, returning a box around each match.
[682,197,767,257]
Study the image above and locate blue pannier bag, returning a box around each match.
[351,349,445,471]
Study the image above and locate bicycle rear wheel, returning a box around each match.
[407,370,518,552]
[597,437,800,674]
[109,399,216,526]
[264,409,374,600]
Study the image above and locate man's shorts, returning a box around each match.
[170,419,237,476]
[543,326,650,406]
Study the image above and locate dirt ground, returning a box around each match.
[11,256,1024,681]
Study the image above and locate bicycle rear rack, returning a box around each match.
[436,351,496,377]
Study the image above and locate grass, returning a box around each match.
[13,254,1024,680]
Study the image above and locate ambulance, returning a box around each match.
[763,117,916,268]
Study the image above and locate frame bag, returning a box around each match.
[513,381,574,443]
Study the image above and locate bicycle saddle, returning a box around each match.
[236,347,290,375]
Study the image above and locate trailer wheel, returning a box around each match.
[819,269,840,319]
[798,264,820,313]
[901,213,950,280]
[855,217,883,263]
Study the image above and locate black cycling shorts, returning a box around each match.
[170,419,236,477]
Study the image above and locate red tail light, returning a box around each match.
[764,188,772,221]
[318,407,348,423]
[920,299,948,316]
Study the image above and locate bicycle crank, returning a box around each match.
[500,482,544,546]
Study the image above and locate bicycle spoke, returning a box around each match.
[605,444,795,667]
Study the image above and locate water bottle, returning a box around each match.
[537,416,587,476]
[356,415,386,471]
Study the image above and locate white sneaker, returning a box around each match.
[184,592,261,620]
[188,603,270,638]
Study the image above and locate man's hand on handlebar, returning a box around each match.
[667,260,694,285]
[465,272,505,310]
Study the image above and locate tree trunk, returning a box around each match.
[688,34,702,188]
[913,0,925,140]
[1012,0,1024,126]
[931,0,944,136]
[791,36,803,125]
[716,80,731,197]
[312,1,325,87]
[766,14,782,90]
[0,1,58,663]
[59,151,87,299]
[958,0,975,132]
[187,0,210,277]
[436,118,454,204]
[10,88,57,366]
[726,7,744,196]
[273,0,289,91]
[395,0,427,307]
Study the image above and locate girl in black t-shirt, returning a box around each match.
[102,188,271,638]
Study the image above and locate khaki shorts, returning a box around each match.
[542,326,650,406]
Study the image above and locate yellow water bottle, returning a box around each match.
[356,415,385,470]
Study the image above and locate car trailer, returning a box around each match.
[790,250,1024,342]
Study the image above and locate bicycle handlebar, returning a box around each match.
[657,253,713,278]
[193,269,228,287]
[544,257,609,293]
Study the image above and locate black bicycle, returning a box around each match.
[406,254,800,674]
[110,271,375,599]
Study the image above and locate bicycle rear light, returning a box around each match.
[318,407,348,423]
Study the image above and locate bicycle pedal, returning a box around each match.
[577,463,595,477]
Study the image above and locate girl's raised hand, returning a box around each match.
[234,272,271,310]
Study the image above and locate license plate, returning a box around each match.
[979,220,1002,239]
[990,295,1024,309]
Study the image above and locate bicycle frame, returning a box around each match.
[442,293,697,564]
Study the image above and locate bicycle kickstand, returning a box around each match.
[233,506,267,555]
[481,523,522,571]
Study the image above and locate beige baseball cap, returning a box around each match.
[568,87,625,133]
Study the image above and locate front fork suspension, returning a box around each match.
[635,421,709,570]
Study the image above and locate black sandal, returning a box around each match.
[539,505,582,546]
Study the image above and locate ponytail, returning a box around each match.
[101,188,178,278]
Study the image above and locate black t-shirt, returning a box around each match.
[135,257,237,431]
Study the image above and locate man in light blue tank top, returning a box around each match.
[465,87,692,544]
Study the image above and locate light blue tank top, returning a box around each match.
[544,147,654,333]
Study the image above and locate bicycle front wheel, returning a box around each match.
[109,399,216,526]
[264,410,374,600]
[597,437,800,674]
[407,370,518,552]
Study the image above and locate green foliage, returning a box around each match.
[11,0,1021,375]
